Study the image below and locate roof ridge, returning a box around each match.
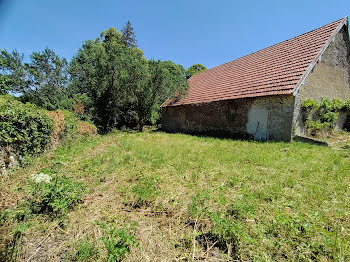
[191,17,346,80]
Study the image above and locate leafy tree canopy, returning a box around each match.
[186,63,207,79]
[69,27,187,132]
[0,48,69,110]
[21,48,69,110]
[0,49,28,94]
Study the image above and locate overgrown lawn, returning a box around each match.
[1,131,350,261]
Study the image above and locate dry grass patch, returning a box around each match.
[77,122,97,136]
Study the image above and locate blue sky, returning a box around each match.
[0,0,349,69]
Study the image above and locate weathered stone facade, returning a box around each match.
[162,95,295,141]
[293,25,350,135]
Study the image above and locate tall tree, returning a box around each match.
[69,27,148,132]
[186,63,207,79]
[121,21,137,48]
[0,48,69,110]
[69,27,188,132]
[21,48,69,109]
[0,49,28,94]
[134,60,187,129]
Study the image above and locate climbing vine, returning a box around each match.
[301,98,350,132]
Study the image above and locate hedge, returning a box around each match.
[0,95,54,156]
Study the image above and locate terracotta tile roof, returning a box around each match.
[163,17,348,107]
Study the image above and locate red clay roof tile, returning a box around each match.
[163,17,348,107]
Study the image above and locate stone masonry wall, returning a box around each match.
[162,94,295,141]
[293,25,350,135]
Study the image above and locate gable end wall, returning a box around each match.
[293,25,350,135]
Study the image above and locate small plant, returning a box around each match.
[74,240,98,261]
[301,98,319,109]
[62,110,79,140]
[131,176,160,207]
[188,190,210,218]
[28,173,85,216]
[96,222,138,262]
[208,212,244,250]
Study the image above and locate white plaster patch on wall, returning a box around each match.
[246,108,268,141]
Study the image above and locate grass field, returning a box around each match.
[1,130,350,261]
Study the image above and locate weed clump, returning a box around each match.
[131,176,160,208]
[187,191,254,259]
[96,222,138,262]
[73,240,99,261]
[28,173,85,217]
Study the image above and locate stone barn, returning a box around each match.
[162,17,350,141]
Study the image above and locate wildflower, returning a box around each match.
[31,173,52,183]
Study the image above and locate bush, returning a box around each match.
[301,98,350,133]
[301,98,319,110]
[0,95,97,174]
[0,95,53,156]
[28,173,85,216]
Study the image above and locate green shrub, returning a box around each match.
[305,119,329,131]
[28,173,85,216]
[301,98,319,109]
[96,222,138,262]
[301,98,350,133]
[0,95,53,156]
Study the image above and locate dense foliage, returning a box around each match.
[0,48,70,110]
[301,98,350,131]
[0,95,97,175]
[1,22,189,133]
[186,63,207,79]
[69,27,188,132]
[0,95,53,156]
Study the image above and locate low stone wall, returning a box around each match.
[0,146,18,175]
[162,94,295,141]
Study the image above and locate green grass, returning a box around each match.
[1,130,350,261]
